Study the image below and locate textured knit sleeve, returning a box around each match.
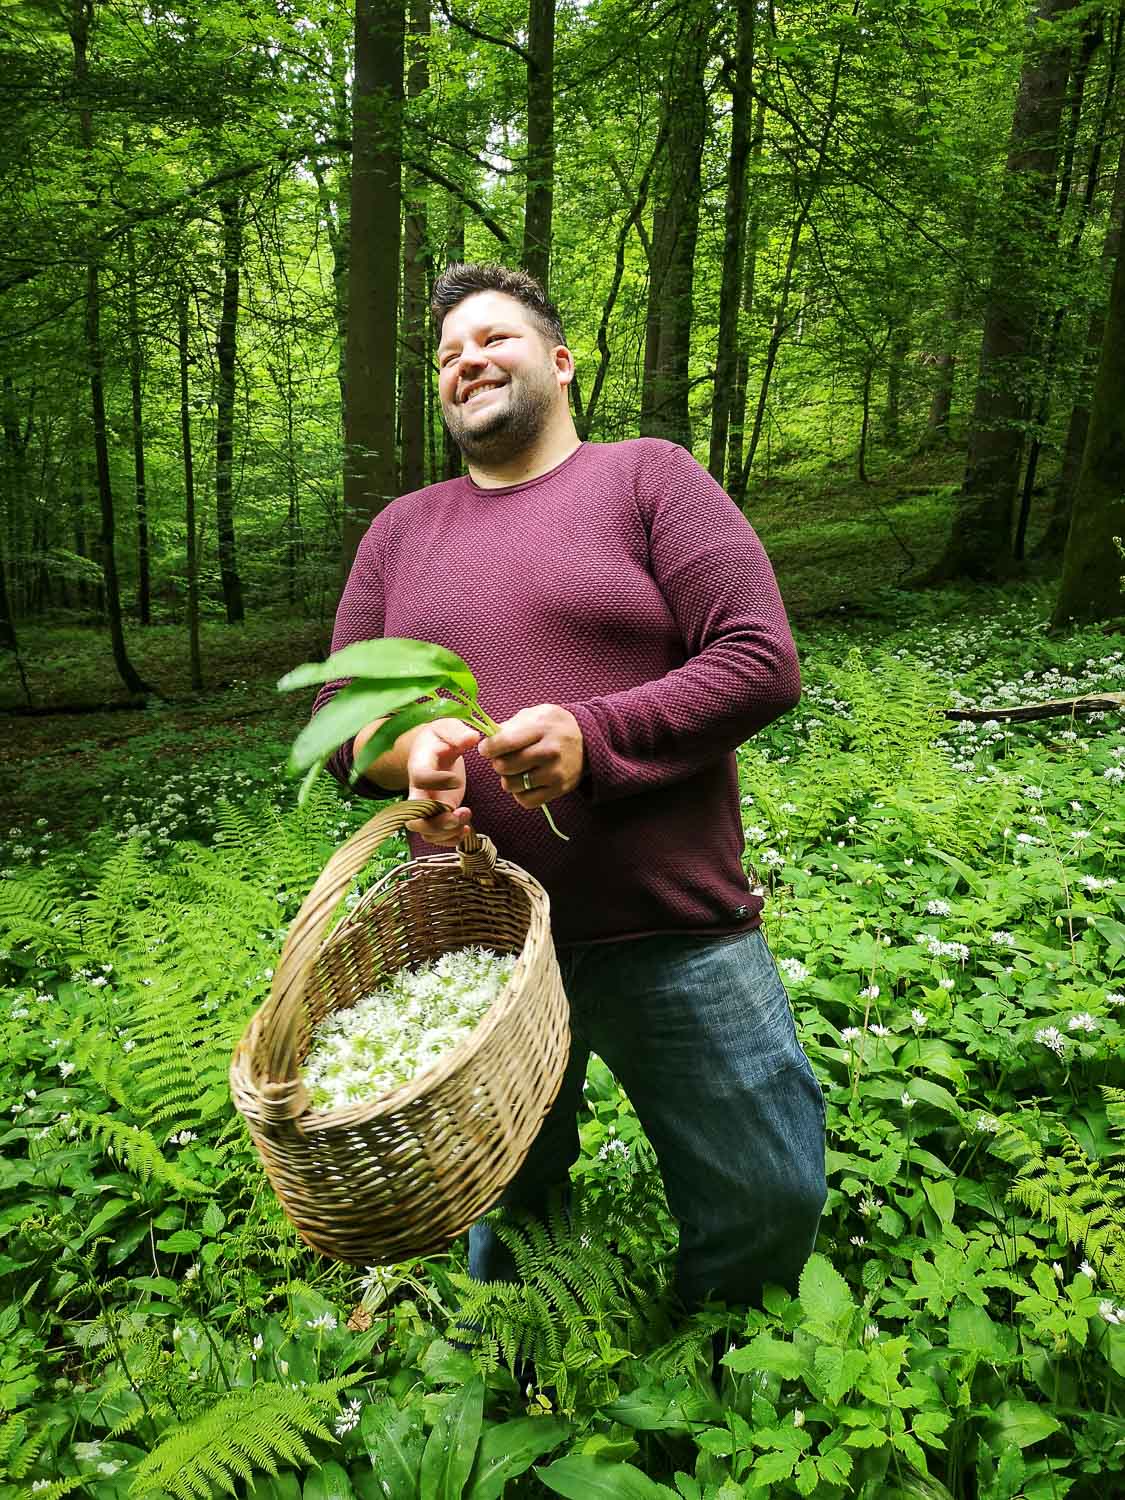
[564,442,800,802]
[310,519,398,800]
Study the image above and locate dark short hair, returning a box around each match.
[431,262,567,348]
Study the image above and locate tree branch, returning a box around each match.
[943,693,1125,723]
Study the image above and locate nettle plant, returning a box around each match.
[281,637,569,838]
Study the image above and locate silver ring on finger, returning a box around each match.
[521,771,534,792]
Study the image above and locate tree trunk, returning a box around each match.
[934,0,1080,582]
[343,0,405,574]
[442,210,465,481]
[708,0,755,484]
[883,318,910,448]
[726,98,767,494]
[126,229,151,625]
[1013,13,1111,558]
[733,10,854,501]
[640,9,709,449]
[1051,221,1125,625]
[214,194,244,623]
[522,0,555,289]
[179,295,203,691]
[69,0,149,698]
[1041,112,1125,559]
[399,0,430,493]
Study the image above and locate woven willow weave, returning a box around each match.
[230,799,570,1265]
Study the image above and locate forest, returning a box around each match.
[1,0,1125,1496]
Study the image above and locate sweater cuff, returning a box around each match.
[327,739,401,802]
[564,701,631,805]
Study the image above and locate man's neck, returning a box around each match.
[465,418,582,490]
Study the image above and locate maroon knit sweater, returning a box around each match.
[313,438,800,944]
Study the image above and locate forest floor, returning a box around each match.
[0,445,1063,847]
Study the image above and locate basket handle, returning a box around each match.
[261,800,496,1092]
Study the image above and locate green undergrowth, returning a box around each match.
[1,588,1123,1498]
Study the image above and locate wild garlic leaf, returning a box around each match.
[288,679,444,774]
[278,637,477,696]
[350,700,475,785]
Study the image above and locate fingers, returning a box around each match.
[405,803,473,845]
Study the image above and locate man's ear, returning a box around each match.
[553,344,575,390]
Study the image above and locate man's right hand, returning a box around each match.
[403,719,481,846]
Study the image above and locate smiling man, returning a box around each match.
[313,262,826,1313]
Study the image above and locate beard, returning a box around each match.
[442,360,557,464]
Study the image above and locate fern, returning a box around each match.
[131,1379,348,1500]
[988,1111,1125,1294]
[447,1193,635,1378]
[68,1111,208,1197]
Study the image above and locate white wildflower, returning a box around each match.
[860,1195,882,1217]
[97,1461,124,1477]
[990,931,1015,947]
[869,1023,891,1038]
[910,1008,927,1028]
[1034,1026,1066,1057]
[334,1398,362,1436]
[778,957,810,984]
[901,1092,915,1109]
[1080,1261,1096,1281]
[73,1443,104,1462]
[974,1113,1000,1134]
[859,984,880,1000]
[1099,1300,1124,1325]
[840,1026,862,1043]
[1068,1013,1098,1033]
[939,977,955,990]
[1107,993,1125,1007]
[925,899,951,916]
[793,1409,805,1428]
[58,1060,76,1078]
[849,1235,866,1246]
[1103,767,1125,784]
[306,1312,338,1331]
[863,1323,880,1342]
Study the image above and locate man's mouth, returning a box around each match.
[459,379,507,407]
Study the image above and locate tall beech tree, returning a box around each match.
[214,194,245,624]
[399,0,431,494]
[708,0,755,485]
[1052,216,1125,625]
[640,5,710,450]
[68,0,149,698]
[343,0,405,574]
[522,0,555,289]
[934,0,1080,581]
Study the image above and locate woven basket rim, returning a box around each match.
[279,850,549,1134]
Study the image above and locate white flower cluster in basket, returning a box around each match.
[302,946,516,1111]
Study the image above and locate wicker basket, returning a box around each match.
[230,798,570,1265]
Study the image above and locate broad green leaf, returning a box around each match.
[745,1450,799,1488]
[466,1416,570,1500]
[605,1383,719,1431]
[351,700,475,784]
[202,1203,225,1236]
[288,679,445,773]
[798,1253,856,1341]
[724,1333,807,1380]
[419,1375,485,1500]
[360,1402,424,1500]
[279,638,476,695]
[985,1400,1061,1450]
[535,1455,677,1499]
[303,1463,354,1500]
[922,1178,956,1227]
[924,848,985,895]
[812,1345,866,1404]
[1087,913,1125,951]
[247,1474,302,1500]
[155,1230,201,1253]
[905,1078,962,1120]
[947,1303,1015,1362]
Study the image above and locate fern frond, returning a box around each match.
[70,1111,207,1196]
[131,1382,339,1500]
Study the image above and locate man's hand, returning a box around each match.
[478,705,586,808]
[404,719,481,845]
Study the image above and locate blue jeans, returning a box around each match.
[468,927,827,1308]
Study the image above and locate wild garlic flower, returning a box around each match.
[925,899,951,916]
[302,947,515,1110]
[1034,1026,1066,1057]
[334,1398,362,1436]
[778,957,810,983]
[1068,1013,1098,1034]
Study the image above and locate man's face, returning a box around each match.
[437,291,566,463]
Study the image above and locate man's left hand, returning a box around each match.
[478,704,586,807]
